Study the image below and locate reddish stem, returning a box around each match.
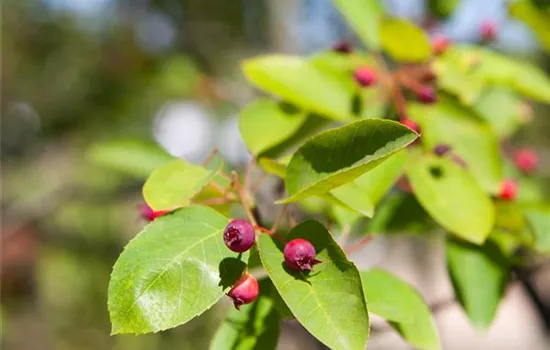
[231,171,258,227]
[344,235,374,255]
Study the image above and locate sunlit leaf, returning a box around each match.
[280,119,417,203]
[108,206,247,334]
[332,0,384,49]
[523,204,550,253]
[406,154,495,244]
[258,221,369,350]
[380,17,431,62]
[474,87,527,138]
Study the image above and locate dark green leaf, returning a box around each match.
[210,279,280,350]
[406,154,495,244]
[242,55,354,121]
[281,119,417,203]
[380,17,431,62]
[108,206,247,334]
[258,221,369,350]
[332,0,384,49]
[239,99,307,156]
[88,139,174,178]
[143,159,219,211]
[446,239,509,329]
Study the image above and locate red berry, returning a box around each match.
[433,144,452,156]
[283,238,321,272]
[333,39,352,54]
[223,219,255,253]
[140,203,169,222]
[353,67,377,87]
[227,274,259,310]
[499,179,518,201]
[513,148,539,173]
[417,86,438,104]
[480,20,497,42]
[432,35,451,55]
[400,118,420,133]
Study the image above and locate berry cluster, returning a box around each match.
[222,219,321,309]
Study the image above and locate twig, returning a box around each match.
[202,148,219,166]
[244,157,255,193]
[271,204,288,233]
[344,234,374,255]
[231,171,258,227]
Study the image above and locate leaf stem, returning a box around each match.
[201,148,219,166]
[344,234,374,255]
[231,171,258,227]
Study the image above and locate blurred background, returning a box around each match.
[2,0,550,349]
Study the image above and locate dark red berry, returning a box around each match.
[333,39,352,54]
[400,118,420,133]
[353,67,377,87]
[223,219,255,253]
[499,179,518,201]
[480,20,497,42]
[140,203,169,222]
[417,86,438,104]
[513,148,539,173]
[433,144,452,156]
[432,35,451,55]
[227,274,259,310]
[284,239,321,272]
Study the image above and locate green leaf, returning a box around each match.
[523,204,550,253]
[239,99,307,156]
[330,182,375,218]
[446,239,509,329]
[258,221,369,350]
[143,159,219,211]
[361,269,440,350]
[210,279,280,350]
[428,0,459,18]
[88,139,174,178]
[108,206,247,334]
[281,119,417,203]
[242,55,354,121]
[406,154,495,244]
[509,0,550,53]
[409,99,502,193]
[360,269,415,323]
[258,158,288,178]
[332,0,384,49]
[380,17,431,62]
[473,87,527,138]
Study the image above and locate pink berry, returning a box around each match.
[353,67,377,87]
[333,39,352,54]
[227,274,259,310]
[283,238,321,272]
[513,148,539,173]
[432,35,451,55]
[480,20,497,42]
[223,219,255,253]
[417,86,438,104]
[400,118,420,133]
[499,179,518,201]
[140,203,168,222]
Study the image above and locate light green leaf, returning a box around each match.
[258,158,288,178]
[108,206,247,334]
[523,204,550,253]
[406,154,495,244]
[239,99,307,156]
[88,139,174,178]
[509,0,550,53]
[210,279,280,350]
[474,87,527,138]
[380,17,431,62]
[281,119,417,203]
[332,0,384,49]
[409,99,502,193]
[258,221,369,350]
[446,239,509,329]
[330,182,375,218]
[143,159,218,211]
[242,55,354,121]
[361,269,440,350]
